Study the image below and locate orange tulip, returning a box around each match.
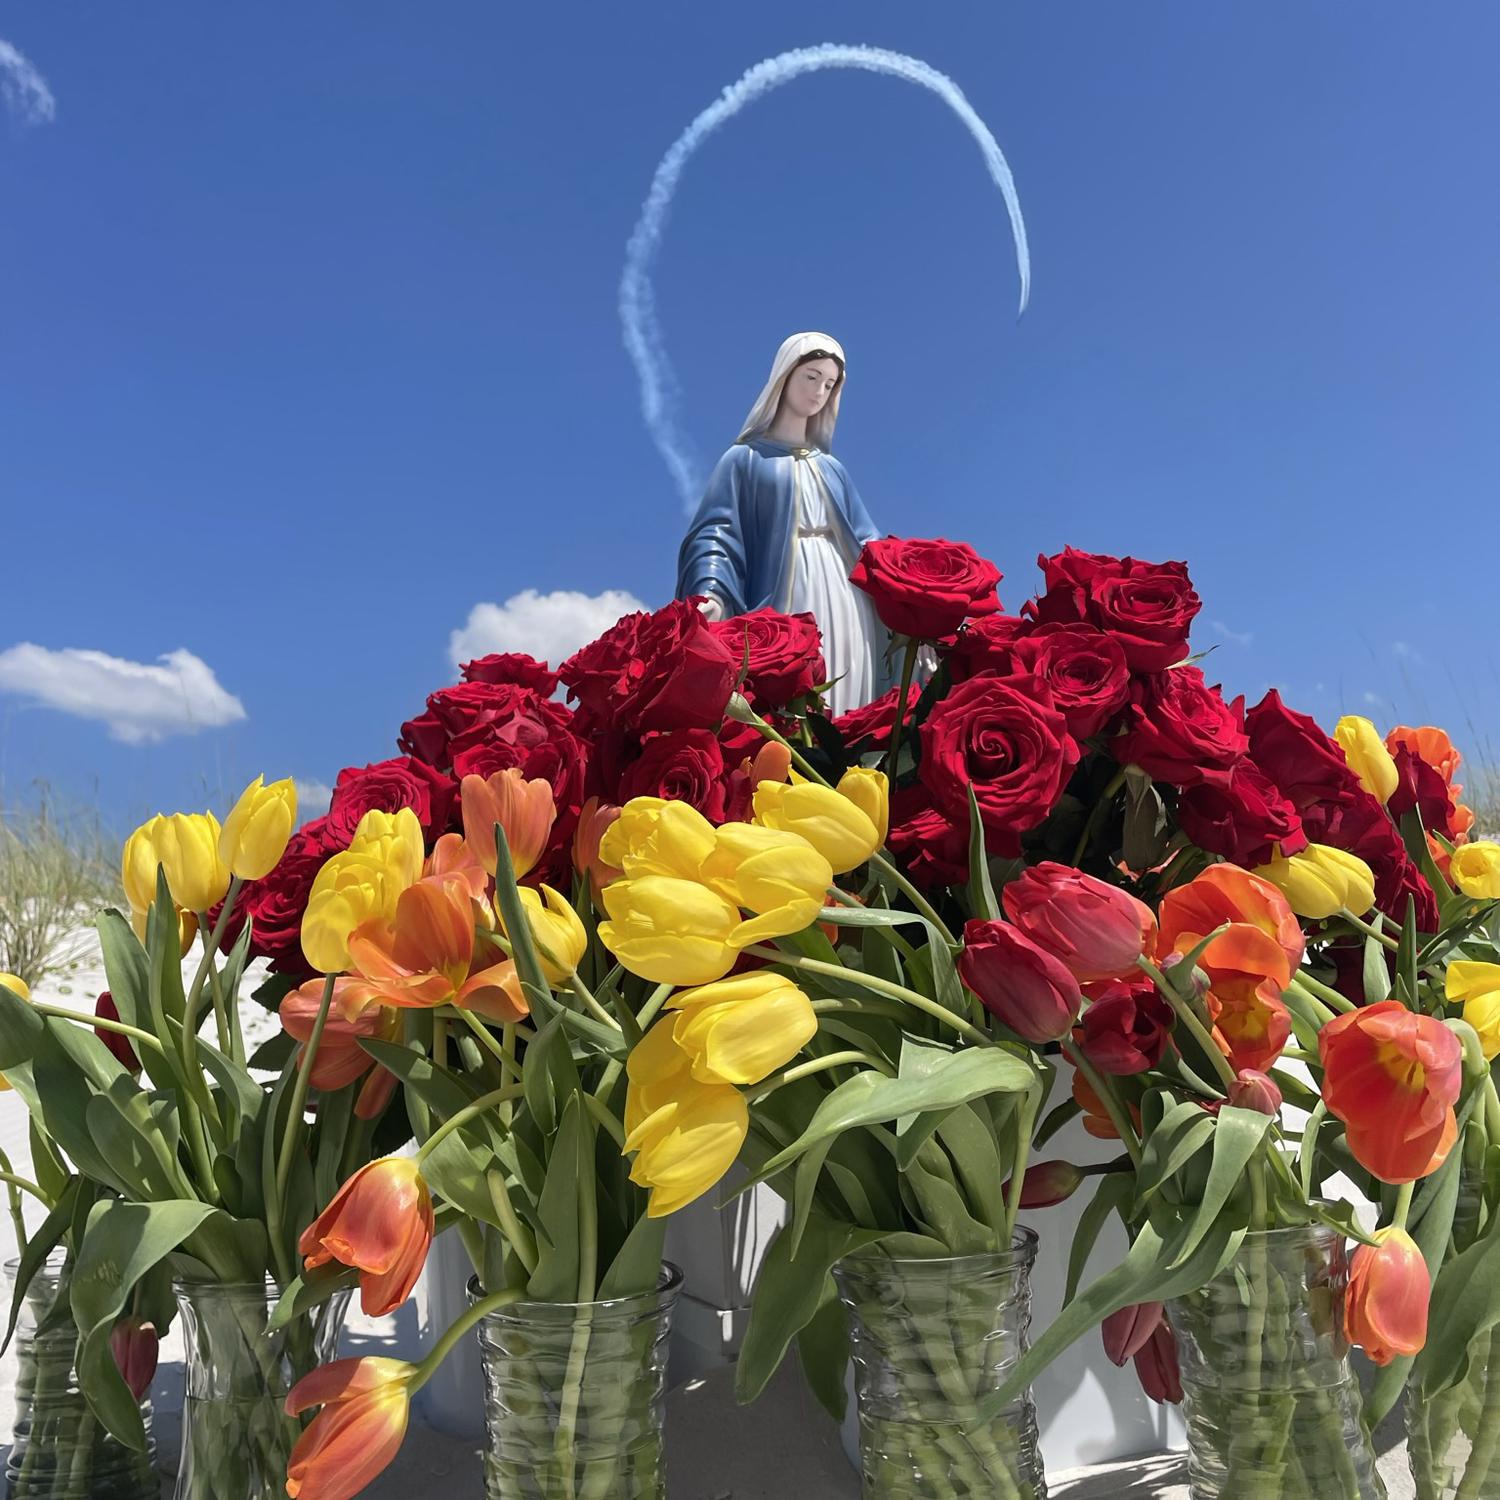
[572,796,623,899]
[299,1158,434,1317]
[346,875,527,1023]
[285,1356,414,1500]
[1071,1069,1138,1141]
[460,769,557,880]
[280,978,397,1090]
[1345,1226,1430,1365]
[424,832,491,905]
[1319,1001,1462,1184]
[1385,725,1461,787]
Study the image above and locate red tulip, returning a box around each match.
[109,1316,158,1400]
[1346,1226,1430,1365]
[959,919,1083,1043]
[1011,1159,1085,1209]
[285,1356,414,1500]
[1003,863,1157,984]
[1227,1068,1283,1116]
[299,1158,434,1317]
[1319,1001,1462,1184]
[1103,1301,1164,1365]
[1076,982,1175,1075]
[1133,1321,1183,1404]
[94,992,141,1074]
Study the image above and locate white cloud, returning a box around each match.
[1393,641,1424,664]
[0,40,56,126]
[1211,621,1254,648]
[1362,691,1385,707]
[448,588,648,671]
[294,779,333,821]
[0,643,246,743]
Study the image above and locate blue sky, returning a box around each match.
[2,4,1498,831]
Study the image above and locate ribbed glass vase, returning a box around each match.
[832,1231,1046,1500]
[1408,1325,1500,1499]
[473,1264,682,1499]
[4,1256,159,1500]
[170,1278,349,1500]
[1168,1225,1385,1500]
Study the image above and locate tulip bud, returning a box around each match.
[1450,841,1500,900]
[507,885,587,984]
[219,775,296,880]
[121,816,166,915]
[752,776,883,874]
[1103,1301,1164,1366]
[1010,1159,1085,1209]
[1134,1321,1183,1405]
[1346,1226,1430,1365]
[94,992,141,1074]
[599,797,716,882]
[598,875,742,985]
[109,1316,159,1401]
[958,919,1082,1043]
[285,1356,416,1500]
[153,812,231,913]
[749,741,793,788]
[667,971,817,1087]
[1447,961,1500,1061]
[835,766,890,847]
[700,823,831,945]
[1227,1068,1283,1116]
[1334,716,1399,805]
[347,808,425,899]
[460,769,557,880]
[0,973,29,1002]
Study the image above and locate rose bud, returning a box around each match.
[1227,1068,1283,1116]
[1134,1321,1183,1404]
[1103,1301,1165,1366]
[1002,863,1157,985]
[1076,983,1175,1075]
[1007,1159,1085,1210]
[1346,1226,1430,1365]
[94,991,142,1074]
[959,919,1083,1044]
[109,1316,159,1401]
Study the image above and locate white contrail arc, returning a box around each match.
[0,38,56,126]
[620,42,1031,511]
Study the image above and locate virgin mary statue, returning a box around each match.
[675,332,894,716]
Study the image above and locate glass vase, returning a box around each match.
[1167,1225,1385,1500]
[832,1231,1047,1500]
[473,1264,682,1500]
[4,1255,159,1500]
[170,1278,350,1500]
[1408,1325,1500,1499]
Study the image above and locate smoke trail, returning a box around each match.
[620,43,1031,512]
[0,39,56,126]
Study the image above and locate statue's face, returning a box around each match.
[780,358,841,422]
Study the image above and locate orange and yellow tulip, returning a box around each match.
[460,769,557,880]
[279,978,402,1117]
[1319,1001,1462,1184]
[300,1158,434,1317]
[1345,1226,1430,1365]
[285,1356,415,1500]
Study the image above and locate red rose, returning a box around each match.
[617,729,728,821]
[1110,668,1249,789]
[459,652,560,695]
[886,786,972,889]
[1244,690,1364,818]
[959,919,1082,1043]
[560,599,738,732]
[1388,745,1464,840]
[1177,757,1308,867]
[708,609,826,708]
[401,679,575,773]
[326,757,456,845]
[919,674,1079,855]
[1028,548,1201,672]
[830,682,923,751]
[1075,981,1175,1075]
[1008,624,1131,739]
[850,537,1004,640]
[946,614,1031,684]
[228,818,338,975]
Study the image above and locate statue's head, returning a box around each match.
[737,332,847,451]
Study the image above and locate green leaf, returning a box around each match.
[598,1212,665,1300]
[935,1104,1009,1238]
[527,1094,584,1301]
[2,1179,80,1356]
[72,1199,218,1447]
[1362,933,1391,1005]
[268,1262,361,1331]
[1035,1097,1082,1150]
[736,1215,884,1405]
[752,1048,1036,1185]
[1134,1101,1216,1205]
[312,1084,355,1211]
[1122,766,1171,874]
[97,910,179,1094]
[795,1287,851,1422]
[196,1033,267,1135]
[1065,1173,1132,1304]
[1171,1107,1271,1269]
[967,786,999,922]
[85,1078,194,1200]
[362,1038,478,1121]
[249,1031,297,1072]
[422,1129,506,1228]
[812,904,967,1018]
[1415,1181,1500,1397]
[902,1138,992,1253]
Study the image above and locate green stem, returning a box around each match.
[1062,1038,1142,1166]
[485,1168,538,1276]
[1139,956,1239,1091]
[187,876,242,1051]
[743,945,990,1045]
[883,636,920,778]
[0,1146,30,1255]
[31,1002,170,1055]
[1393,1180,1415,1232]
[567,973,630,1039]
[1338,907,1400,953]
[867,852,960,948]
[0,1170,53,1209]
[581,1092,628,1150]
[449,1008,524,1081]
[410,1287,527,1392]
[415,1085,526,1164]
[1289,971,1357,1014]
[1002,1089,1041,1246]
[633,982,674,1034]
[274,973,335,1208]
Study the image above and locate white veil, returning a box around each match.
[735,331,847,452]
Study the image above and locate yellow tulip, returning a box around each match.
[668,971,817,1086]
[700,823,830,946]
[623,1024,748,1218]
[597,876,741,985]
[121,816,167,913]
[0,973,27,1092]
[507,885,586,983]
[154,812,230,913]
[1334,716,1399,805]
[1254,844,1377,919]
[1450,842,1500,900]
[1447,961,1500,1060]
[219,775,296,881]
[598,797,716,882]
[752,776,882,874]
[347,808,426,902]
[129,906,199,956]
[301,817,423,976]
[837,766,890,846]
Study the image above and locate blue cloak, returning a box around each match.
[675,437,880,616]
